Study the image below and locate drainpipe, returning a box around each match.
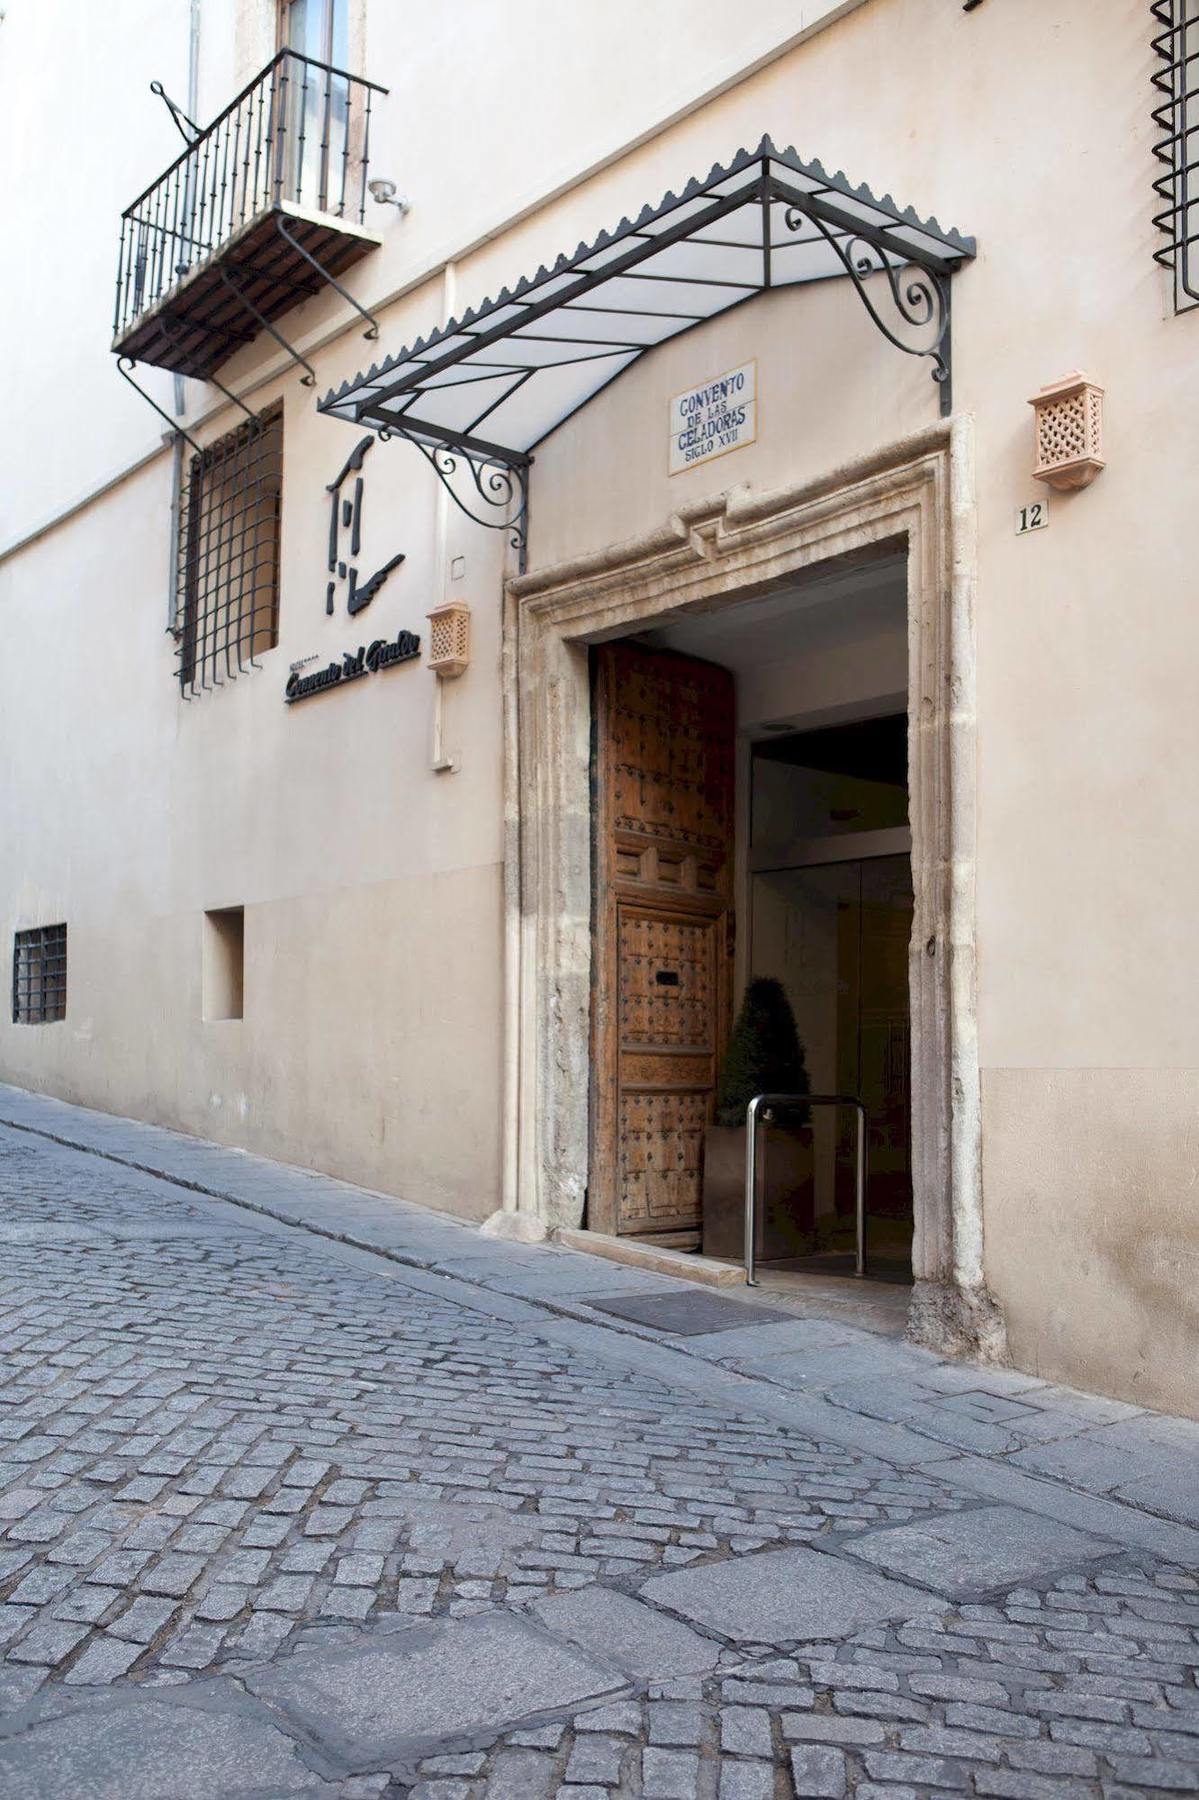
[429,263,457,773]
[172,0,201,424]
[499,547,522,1219]
[167,0,201,634]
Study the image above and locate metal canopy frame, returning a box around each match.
[318,137,975,551]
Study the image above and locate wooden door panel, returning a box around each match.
[591,642,735,1242]
[616,905,717,1236]
[619,910,715,1051]
[618,1091,710,1234]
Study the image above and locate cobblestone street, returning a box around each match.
[0,1086,1197,1798]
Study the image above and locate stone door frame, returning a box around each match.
[502,418,1005,1356]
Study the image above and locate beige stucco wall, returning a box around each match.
[2,0,1197,1409]
[0,416,506,1213]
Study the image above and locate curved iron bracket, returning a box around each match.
[116,356,204,454]
[217,268,317,386]
[275,215,381,342]
[785,206,953,414]
[378,425,530,559]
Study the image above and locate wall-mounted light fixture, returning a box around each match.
[1029,371,1105,491]
[427,601,471,679]
[367,178,411,214]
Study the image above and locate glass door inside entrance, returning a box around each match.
[751,854,913,1276]
[748,711,913,1280]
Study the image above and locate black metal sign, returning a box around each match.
[284,629,421,704]
[326,435,406,616]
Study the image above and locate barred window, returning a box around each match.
[1153,0,1199,311]
[12,924,67,1024]
[177,403,283,696]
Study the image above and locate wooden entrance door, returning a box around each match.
[591,642,735,1243]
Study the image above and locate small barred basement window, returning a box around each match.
[12,924,67,1024]
[177,403,283,696]
[1153,0,1199,311]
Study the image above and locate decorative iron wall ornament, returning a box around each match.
[381,427,530,555]
[782,209,951,397]
[324,434,407,615]
[318,138,975,552]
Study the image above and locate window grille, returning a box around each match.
[12,925,67,1024]
[1153,0,1199,310]
[177,403,283,696]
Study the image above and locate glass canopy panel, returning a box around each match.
[635,239,766,284]
[555,305,690,346]
[319,137,974,457]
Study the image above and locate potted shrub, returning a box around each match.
[702,976,815,1262]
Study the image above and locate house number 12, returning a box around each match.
[1015,500,1048,535]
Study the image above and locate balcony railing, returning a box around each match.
[113,50,387,378]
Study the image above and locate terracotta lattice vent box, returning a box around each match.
[426,600,471,678]
[1029,371,1105,490]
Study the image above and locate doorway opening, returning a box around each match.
[750,719,913,1283]
[587,546,914,1297]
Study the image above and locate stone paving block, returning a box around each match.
[720,1704,773,1757]
[0,1665,48,1712]
[63,1635,144,1684]
[782,1712,886,1746]
[193,1585,250,1623]
[1106,1755,1199,1790]
[0,1690,322,1797]
[46,1527,114,1566]
[321,1588,376,1621]
[574,1701,640,1735]
[688,1319,866,1364]
[8,1566,73,1605]
[584,1290,791,1335]
[258,1574,313,1612]
[158,1623,230,1670]
[230,1612,295,1660]
[50,1583,121,1628]
[717,1761,775,1800]
[790,1744,848,1797]
[1114,1465,1199,1526]
[333,1553,385,1587]
[640,1746,700,1798]
[1008,1435,1135,1492]
[242,1610,625,1763]
[640,1545,940,1643]
[7,1619,88,1667]
[139,1553,207,1599]
[844,1505,1113,1596]
[564,1732,626,1783]
[480,1747,560,1798]
[532,1583,721,1678]
[647,1700,704,1745]
[109,1596,179,1644]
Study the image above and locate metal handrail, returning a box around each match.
[122,51,388,217]
[744,1092,868,1288]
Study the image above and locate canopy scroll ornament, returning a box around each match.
[317,138,975,556]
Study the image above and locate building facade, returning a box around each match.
[2,0,1197,1417]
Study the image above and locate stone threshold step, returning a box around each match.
[553,1226,743,1287]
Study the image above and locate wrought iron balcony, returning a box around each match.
[113,51,387,380]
